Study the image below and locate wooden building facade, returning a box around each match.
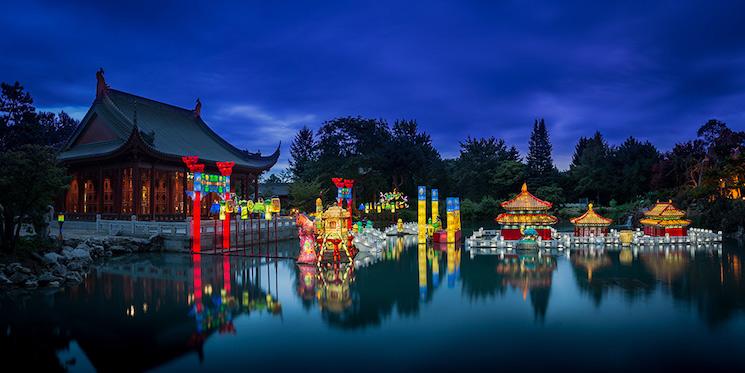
[57,70,280,221]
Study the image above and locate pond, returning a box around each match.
[1,234,745,372]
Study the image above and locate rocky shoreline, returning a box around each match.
[0,235,164,289]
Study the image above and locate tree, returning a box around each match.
[526,118,557,188]
[568,132,612,204]
[454,136,521,200]
[0,82,79,151]
[0,145,69,253]
[611,137,659,202]
[288,126,317,181]
[289,179,324,212]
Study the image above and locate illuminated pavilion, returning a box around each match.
[570,203,613,236]
[56,69,279,221]
[496,183,558,240]
[639,200,691,237]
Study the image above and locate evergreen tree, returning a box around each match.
[526,118,557,188]
[568,131,612,204]
[288,126,317,181]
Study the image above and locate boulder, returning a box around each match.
[50,263,67,277]
[47,281,60,287]
[0,273,10,285]
[37,271,60,285]
[67,261,83,272]
[42,252,64,265]
[24,279,38,288]
[64,248,92,262]
[109,245,131,254]
[64,272,82,284]
[9,272,30,284]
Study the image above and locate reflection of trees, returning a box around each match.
[0,254,281,372]
[571,250,656,306]
[667,252,745,327]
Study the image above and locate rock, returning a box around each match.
[47,281,60,287]
[64,272,82,284]
[9,272,30,284]
[89,244,104,257]
[0,273,10,285]
[75,242,91,252]
[37,272,60,285]
[67,261,83,272]
[50,263,67,277]
[24,280,38,288]
[7,262,31,274]
[64,248,91,262]
[109,245,131,254]
[43,252,64,265]
[105,251,112,257]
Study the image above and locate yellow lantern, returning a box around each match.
[57,214,65,223]
[271,197,281,213]
[265,210,272,221]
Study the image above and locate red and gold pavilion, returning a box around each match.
[570,203,612,236]
[639,200,691,237]
[496,183,558,240]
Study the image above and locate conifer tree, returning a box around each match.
[526,118,557,187]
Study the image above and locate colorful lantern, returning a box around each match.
[271,197,281,213]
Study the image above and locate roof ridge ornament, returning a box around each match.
[194,98,202,118]
[96,68,109,99]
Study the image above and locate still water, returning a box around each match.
[2,235,745,372]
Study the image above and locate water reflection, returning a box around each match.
[1,238,744,371]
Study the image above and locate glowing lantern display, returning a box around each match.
[418,186,427,237]
[271,197,281,213]
[431,189,439,225]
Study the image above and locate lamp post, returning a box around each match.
[182,156,204,253]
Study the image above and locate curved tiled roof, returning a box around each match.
[570,203,612,226]
[643,200,686,218]
[59,87,279,171]
[500,183,553,211]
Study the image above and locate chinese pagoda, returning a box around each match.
[639,200,691,237]
[570,203,612,236]
[496,183,557,240]
[56,69,279,221]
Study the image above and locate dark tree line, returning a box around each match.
[289,116,745,233]
[0,82,77,252]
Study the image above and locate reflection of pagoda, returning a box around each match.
[571,250,611,281]
[318,263,355,313]
[641,252,689,283]
[496,253,556,321]
[496,183,558,240]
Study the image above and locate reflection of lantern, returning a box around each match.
[271,197,281,213]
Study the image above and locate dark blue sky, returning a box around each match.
[2,1,744,170]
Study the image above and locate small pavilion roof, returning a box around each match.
[643,200,686,219]
[570,203,612,227]
[500,183,553,211]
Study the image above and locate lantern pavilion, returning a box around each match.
[496,183,557,240]
[639,200,691,237]
[570,203,613,236]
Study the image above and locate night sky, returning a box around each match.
[2,1,744,170]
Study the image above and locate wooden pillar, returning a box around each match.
[182,167,188,217]
[77,171,84,214]
[253,173,259,201]
[167,170,173,215]
[133,166,141,218]
[114,167,122,216]
[97,166,103,214]
[150,164,155,221]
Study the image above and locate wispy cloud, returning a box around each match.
[217,104,316,143]
[36,105,89,120]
